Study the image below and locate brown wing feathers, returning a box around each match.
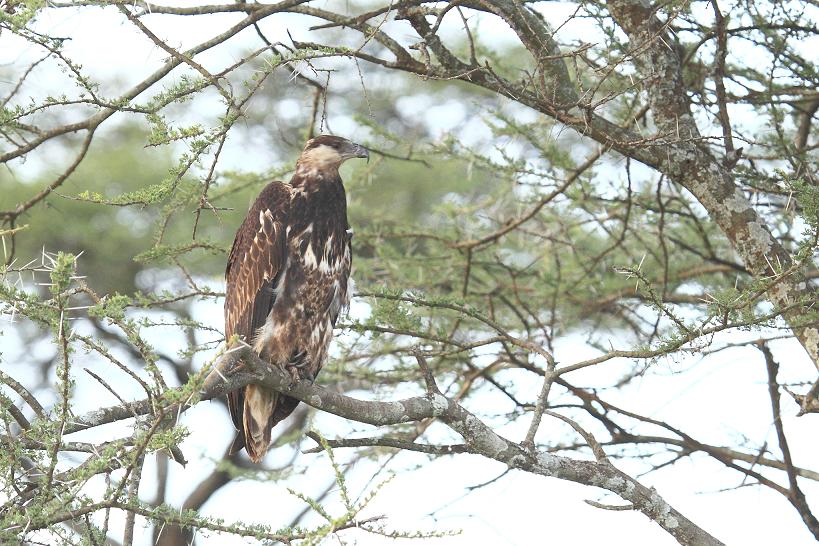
[224,182,289,452]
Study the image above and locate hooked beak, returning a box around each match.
[350,143,369,163]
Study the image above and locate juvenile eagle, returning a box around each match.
[224,135,368,462]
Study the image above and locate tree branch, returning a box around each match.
[758,342,819,539]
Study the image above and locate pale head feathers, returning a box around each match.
[296,135,369,172]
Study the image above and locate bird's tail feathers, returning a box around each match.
[228,431,246,457]
[243,384,278,463]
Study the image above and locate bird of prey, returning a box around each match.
[224,135,368,462]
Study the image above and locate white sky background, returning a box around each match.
[1,1,818,545]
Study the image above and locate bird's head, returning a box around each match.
[297,135,369,172]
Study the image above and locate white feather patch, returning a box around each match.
[303,243,317,268]
[253,319,282,354]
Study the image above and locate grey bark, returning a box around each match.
[65,347,725,546]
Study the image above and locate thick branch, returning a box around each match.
[63,346,723,546]
[607,0,819,374]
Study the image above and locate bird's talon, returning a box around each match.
[285,365,300,386]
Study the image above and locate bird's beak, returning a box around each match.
[351,143,369,163]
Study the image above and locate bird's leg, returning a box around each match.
[283,350,311,385]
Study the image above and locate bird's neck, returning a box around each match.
[294,158,341,181]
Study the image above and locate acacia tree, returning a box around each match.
[1,0,817,545]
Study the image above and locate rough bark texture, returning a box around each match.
[606,0,819,371]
